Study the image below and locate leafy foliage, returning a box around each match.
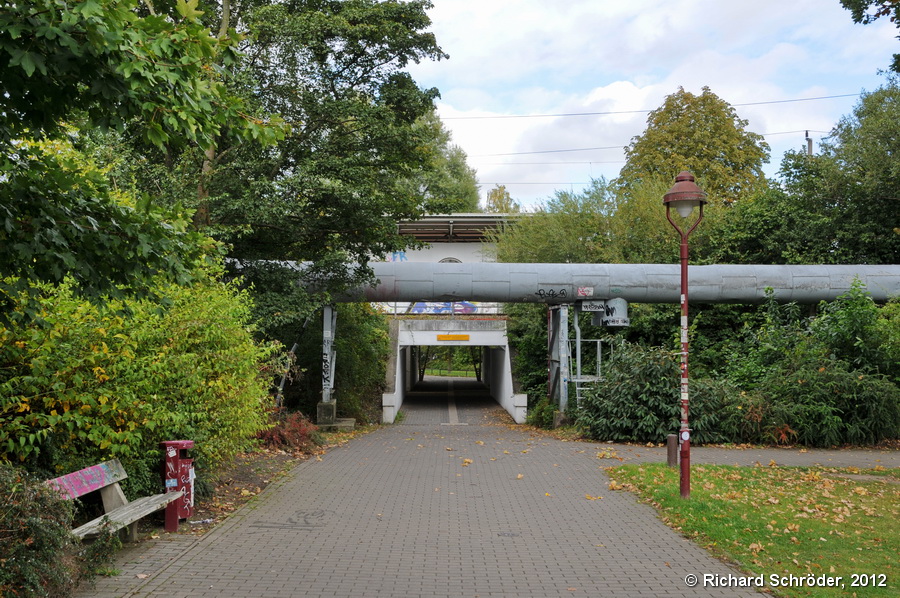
[722,287,900,446]
[484,185,521,213]
[269,303,390,424]
[492,179,615,263]
[618,86,770,204]
[576,342,729,445]
[0,462,76,597]
[256,411,323,453]
[0,266,278,495]
[0,0,282,150]
[0,1,284,321]
[0,462,120,598]
[0,138,215,321]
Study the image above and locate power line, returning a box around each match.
[471,145,621,157]
[443,93,860,120]
[469,129,830,159]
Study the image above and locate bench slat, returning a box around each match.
[46,459,128,500]
[72,490,184,539]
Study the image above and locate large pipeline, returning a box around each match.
[338,263,900,304]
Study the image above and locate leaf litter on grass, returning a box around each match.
[607,463,898,597]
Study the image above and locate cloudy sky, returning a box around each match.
[405,0,897,209]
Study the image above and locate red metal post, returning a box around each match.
[663,171,706,501]
[678,234,691,500]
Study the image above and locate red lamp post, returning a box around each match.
[663,171,707,500]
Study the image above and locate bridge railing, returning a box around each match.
[567,338,617,407]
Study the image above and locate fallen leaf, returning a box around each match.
[475,440,484,445]
[516,474,524,479]
[585,494,603,500]
[136,574,149,579]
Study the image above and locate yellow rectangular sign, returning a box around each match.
[437,334,470,341]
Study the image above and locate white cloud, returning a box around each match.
[408,0,897,208]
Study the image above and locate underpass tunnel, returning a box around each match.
[381,319,527,424]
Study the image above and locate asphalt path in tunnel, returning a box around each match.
[81,376,769,597]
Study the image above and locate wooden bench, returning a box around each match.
[45,459,183,542]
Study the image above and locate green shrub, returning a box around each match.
[526,394,555,429]
[576,342,729,444]
[274,303,389,425]
[0,462,76,597]
[0,462,120,597]
[0,266,279,496]
[721,287,900,446]
[761,362,899,446]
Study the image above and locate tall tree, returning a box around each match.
[492,179,614,263]
[712,78,900,265]
[103,1,448,282]
[484,185,521,213]
[401,111,480,214]
[617,86,770,204]
[0,0,281,319]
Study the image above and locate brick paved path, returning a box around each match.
[77,379,898,598]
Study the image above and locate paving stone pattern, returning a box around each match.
[77,379,899,598]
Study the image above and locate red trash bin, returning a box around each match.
[161,440,195,532]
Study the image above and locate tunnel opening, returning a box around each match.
[381,318,527,424]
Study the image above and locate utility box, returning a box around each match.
[161,440,195,532]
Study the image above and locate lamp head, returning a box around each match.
[663,171,707,217]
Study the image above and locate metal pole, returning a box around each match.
[663,171,706,501]
[678,232,691,499]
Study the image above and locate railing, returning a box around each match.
[567,338,615,407]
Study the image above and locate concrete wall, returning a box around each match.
[382,321,407,424]
[485,346,528,424]
[381,242,496,264]
[382,318,526,423]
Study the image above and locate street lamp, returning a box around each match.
[663,170,707,500]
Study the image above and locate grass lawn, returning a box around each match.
[607,463,898,597]
[423,368,478,377]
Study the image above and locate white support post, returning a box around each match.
[321,305,337,403]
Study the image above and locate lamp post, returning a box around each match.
[663,171,707,500]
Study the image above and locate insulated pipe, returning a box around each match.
[339,263,900,304]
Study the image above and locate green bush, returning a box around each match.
[576,342,729,444]
[739,360,900,447]
[0,462,119,598]
[0,266,279,496]
[0,462,76,597]
[526,394,555,429]
[721,287,900,446]
[275,303,389,424]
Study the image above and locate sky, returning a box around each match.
[405,0,898,210]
